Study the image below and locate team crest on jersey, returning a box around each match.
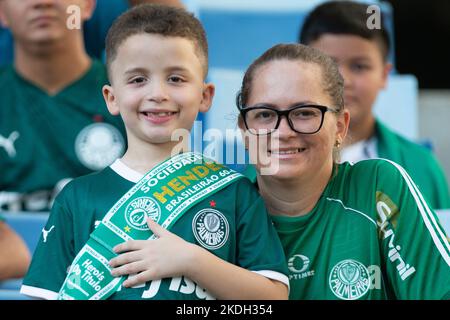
[329,259,370,300]
[192,209,229,250]
[75,123,124,170]
[125,197,161,231]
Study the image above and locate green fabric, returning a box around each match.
[375,119,450,209]
[272,160,450,300]
[58,153,245,300]
[22,160,288,300]
[0,61,126,212]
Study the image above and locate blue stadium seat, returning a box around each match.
[1,212,49,255]
[436,210,450,238]
[0,289,32,300]
[0,278,23,291]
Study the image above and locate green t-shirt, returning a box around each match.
[21,160,289,300]
[0,61,126,212]
[375,119,450,209]
[270,159,450,300]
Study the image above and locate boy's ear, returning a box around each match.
[80,0,96,21]
[199,83,215,113]
[380,62,393,89]
[102,85,120,116]
[0,4,9,28]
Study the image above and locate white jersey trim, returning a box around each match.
[326,197,377,227]
[110,159,144,183]
[252,270,290,291]
[20,285,58,300]
[378,158,450,266]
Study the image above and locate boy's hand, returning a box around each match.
[109,218,196,288]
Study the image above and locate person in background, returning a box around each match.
[0,0,185,66]
[299,0,450,209]
[0,0,126,212]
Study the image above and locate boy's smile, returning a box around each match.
[103,33,214,147]
[140,109,179,125]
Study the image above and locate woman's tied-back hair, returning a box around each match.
[236,43,344,113]
[105,4,209,81]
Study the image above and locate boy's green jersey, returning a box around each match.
[21,160,289,300]
[270,159,450,300]
[0,61,126,212]
[375,119,450,209]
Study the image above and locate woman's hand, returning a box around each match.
[109,218,197,288]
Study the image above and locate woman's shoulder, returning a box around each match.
[344,158,408,179]
[336,159,412,197]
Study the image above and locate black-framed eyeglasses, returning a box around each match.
[239,104,338,135]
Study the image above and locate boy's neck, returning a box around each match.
[345,116,376,146]
[13,34,91,95]
[121,139,188,174]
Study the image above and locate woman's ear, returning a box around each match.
[102,85,120,116]
[336,109,350,144]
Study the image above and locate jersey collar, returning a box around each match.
[110,159,143,183]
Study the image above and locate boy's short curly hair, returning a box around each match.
[105,4,208,81]
[299,1,390,61]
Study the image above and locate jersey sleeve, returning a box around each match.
[375,159,450,299]
[20,190,76,299]
[234,179,289,287]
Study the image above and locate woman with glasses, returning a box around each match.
[237,43,450,300]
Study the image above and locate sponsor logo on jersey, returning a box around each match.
[376,196,416,280]
[139,276,215,300]
[42,225,55,243]
[192,209,229,250]
[75,123,124,170]
[125,197,161,231]
[0,131,19,158]
[287,254,315,280]
[329,259,370,300]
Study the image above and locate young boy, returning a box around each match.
[20,4,289,300]
[0,0,126,212]
[299,1,450,209]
